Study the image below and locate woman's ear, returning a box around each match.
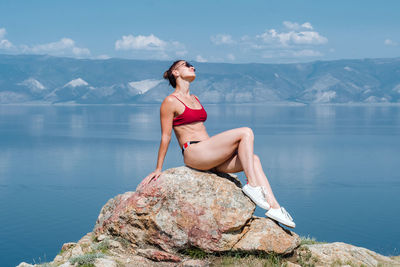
[172,69,180,78]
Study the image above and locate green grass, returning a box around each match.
[69,252,105,267]
[31,254,53,267]
[180,247,287,267]
[300,235,327,245]
[91,238,111,254]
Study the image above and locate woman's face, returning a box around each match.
[173,61,196,82]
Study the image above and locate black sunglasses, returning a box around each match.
[173,61,195,71]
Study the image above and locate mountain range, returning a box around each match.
[1,54,400,104]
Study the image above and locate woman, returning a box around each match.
[142,60,295,228]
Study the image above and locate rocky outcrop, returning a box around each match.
[93,166,300,255]
[295,242,400,267]
[16,166,400,267]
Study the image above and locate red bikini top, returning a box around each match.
[172,95,207,127]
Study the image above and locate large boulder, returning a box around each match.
[93,166,300,256]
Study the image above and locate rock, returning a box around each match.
[58,262,73,267]
[78,232,94,247]
[16,263,34,267]
[97,234,107,242]
[137,248,182,262]
[123,255,161,267]
[178,260,210,267]
[109,239,122,248]
[70,244,84,257]
[94,257,118,267]
[61,242,77,252]
[179,259,210,267]
[297,242,400,267]
[233,217,300,254]
[93,166,299,257]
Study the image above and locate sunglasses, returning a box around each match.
[173,61,195,71]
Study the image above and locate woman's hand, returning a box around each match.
[142,169,162,186]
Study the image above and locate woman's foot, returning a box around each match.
[242,184,271,210]
[266,207,296,228]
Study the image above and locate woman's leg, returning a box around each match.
[184,127,258,186]
[213,153,280,209]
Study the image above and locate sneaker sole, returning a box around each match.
[242,188,271,210]
[266,212,296,228]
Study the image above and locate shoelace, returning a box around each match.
[260,187,268,200]
[280,207,293,221]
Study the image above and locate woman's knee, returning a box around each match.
[240,127,254,140]
[253,154,260,163]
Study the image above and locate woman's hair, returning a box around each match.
[163,60,184,88]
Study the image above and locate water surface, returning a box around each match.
[0,104,399,266]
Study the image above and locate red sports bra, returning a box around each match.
[172,95,207,126]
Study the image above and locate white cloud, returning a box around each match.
[210,34,235,45]
[196,55,207,62]
[301,22,313,30]
[21,38,90,57]
[256,28,327,46]
[231,21,327,60]
[384,39,398,46]
[283,21,313,30]
[115,34,167,50]
[0,28,14,49]
[115,34,187,60]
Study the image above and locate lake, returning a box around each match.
[0,104,399,266]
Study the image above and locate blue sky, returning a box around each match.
[0,0,399,63]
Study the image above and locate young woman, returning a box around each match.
[142,60,295,228]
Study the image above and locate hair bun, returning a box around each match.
[163,70,169,80]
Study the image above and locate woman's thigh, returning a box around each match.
[184,127,251,170]
[213,153,243,173]
[214,153,259,174]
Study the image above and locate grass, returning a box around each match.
[180,247,287,267]
[69,252,105,267]
[31,254,54,267]
[297,246,317,267]
[91,238,111,254]
[300,235,327,245]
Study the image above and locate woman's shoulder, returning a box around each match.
[161,94,180,109]
[163,94,178,103]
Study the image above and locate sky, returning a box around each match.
[0,0,399,64]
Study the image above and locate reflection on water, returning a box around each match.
[0,104,399,266]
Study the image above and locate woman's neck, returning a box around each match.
[175,83,190,97]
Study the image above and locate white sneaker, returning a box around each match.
[242,184,271,210]
[266,207,296,228]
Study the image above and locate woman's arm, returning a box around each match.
[155,96,175,170]
[142,96,175,185]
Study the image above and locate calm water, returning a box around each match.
[1,104,399,266]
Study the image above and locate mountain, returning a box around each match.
[1,54,400,104]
